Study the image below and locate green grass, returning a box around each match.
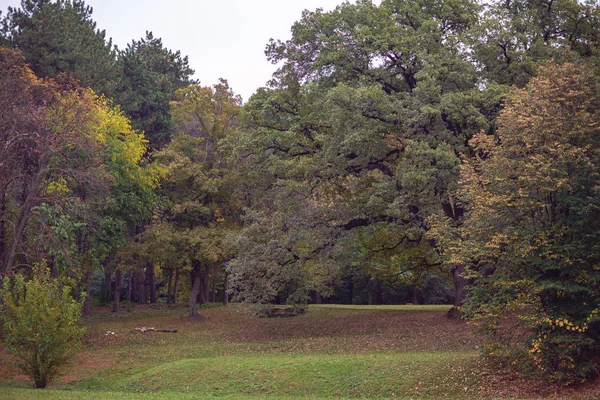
[113,351,477,398]
[0,303,584,399]
[311,304,454,312]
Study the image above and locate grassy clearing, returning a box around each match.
[1,303,597,399]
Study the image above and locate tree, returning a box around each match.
[229,0,489,310]
[0,48,107,276]
[472,0,600,88]
[0,48,158,319]
[0,0,117,96]
[115,31,195,150]
[153,80,242,317]
[440,61,600,383]
[0,266,86,388]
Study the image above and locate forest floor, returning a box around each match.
[1,303,600,399]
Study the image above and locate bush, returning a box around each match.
[0,267,86,388]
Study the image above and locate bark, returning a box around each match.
[104,271,112,305]
[452,264,467,306]
[1,154,48,276]
[348,278,354,305]
[147,262,157,304]
[83,269,92,315]
[189,260,202,316]
[376,280,383,305]
[167,269,173,304]
[448,264,468,319]
[131,270,139,302]
[1,193,34,275]
[315,290,322,304]
[173,269,180,304]
[112,270,123,312]
[411,285,418,305]
[222,269,228,305]
[202,264,210,304]
[126,269,133,302]
[0,190,6,266]
[210,268,217,303]
[138,270,148,304]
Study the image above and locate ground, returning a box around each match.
[1,304,600,399]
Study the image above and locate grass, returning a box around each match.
[1,303,598,399]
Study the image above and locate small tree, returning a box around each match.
[0,267,86,388]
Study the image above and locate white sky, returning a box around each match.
[0,0,366,102]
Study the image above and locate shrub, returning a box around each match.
[0,267,86,388]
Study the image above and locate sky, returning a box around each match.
[0,0,361,102]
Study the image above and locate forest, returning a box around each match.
[1,0,600,393]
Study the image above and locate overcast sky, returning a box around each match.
[0,0,368,102]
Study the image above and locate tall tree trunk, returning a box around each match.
[222,268,228,305]
[132,271,139,302]
[448,264,467,318]
[113,270,123,312]
[83,269,92,315]
[173,268,180,304]
[126,269,133,302]
[138,270,148,304]
[348,278,354,305]
[315,290,322,304]
[367,279,374,305]
[104,271,112,305]
[210,268,217,303]
[411,285,418,304]
[189,260,202,317]
[167,269,173,305]
[0,189,6,268]
[1,195,34,275]
[147,262,157,304]
[202,264,210,304]
[376,280,383,305]
[1,155,48,276]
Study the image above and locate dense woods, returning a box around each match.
[1,0,600,387]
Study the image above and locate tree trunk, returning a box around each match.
[147,262,157,304]
[0,190,6,268]
[132,270,139,303]
[222,268,228,305]
[189,260,202,317]
[138,270,148,304]
[1,194,34,275]
[113,270,123,312]
[375,280,383,305]
[448,264,467,319]
[104,271,112,305]
[202,264,210,304]
[348,278,354,305]
[167,269,173,304]
[126,269,133,302]
[315,290,322,304]
[1,155,48,276]
[173,269,180,304]
[210,268,217,303]
[411,285,418,305]
[83,269,92,315]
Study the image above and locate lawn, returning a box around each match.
[1,303,599,399]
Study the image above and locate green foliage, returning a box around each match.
[146,80,242,315]
[0,266,86,388]
[0,0,117,96]
[472,0,600,88]
[441,61,600,383]
[230,0,489,309]
[115,31,195,150]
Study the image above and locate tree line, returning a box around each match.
[1,0,600,383]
